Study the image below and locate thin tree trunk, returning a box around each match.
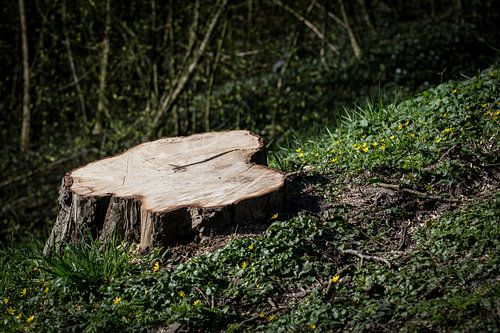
[19,0,30,154]
[62,0,87,123]
[321,0,329,69]
[339,0,362,60]
[93,0,111,135]
[271,0,317,137]
[152,0,228,134]
[356,0,375,31]
[274,0,338,55]
[204,18,228,132]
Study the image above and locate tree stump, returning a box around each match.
[44,130,286,254]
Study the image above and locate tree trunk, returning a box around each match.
[339,0,362,60]
[62,0,87,123]
[19,0,30,154]
[153,0,228,135]
[44,130,286,254]
[93,0,111,135]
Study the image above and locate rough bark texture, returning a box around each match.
[44,130,285,254]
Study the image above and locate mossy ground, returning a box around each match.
[1,66,499,332]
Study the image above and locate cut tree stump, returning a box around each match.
[44,130,286,255]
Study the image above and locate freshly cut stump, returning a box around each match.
[44,130,285,254]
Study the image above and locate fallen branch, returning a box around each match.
[340,249,391,268]
[376,182,459,202]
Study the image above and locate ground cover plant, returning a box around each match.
[1,64,498,332]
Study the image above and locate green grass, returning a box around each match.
[1,66,499,332]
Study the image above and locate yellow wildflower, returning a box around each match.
[452,88,458,94]
[248,244,254,251]
[331,274,340,284]
[444,128,453,134]
[44,287,49,293]
[26,315,34,324]
[379,145,387,151]
[241,261,248,270]
[193,299,201,306]
[297,152,305,159]
[389,135,396,140]
[258,311,265,318]
[113,296,122,305]
[153,261,160,273]
[16,312,23,320]
[435,137,443,143]
[7,306,14,315]
[2,297,8,305]
[310,323,317,330]
[397,123,404,131]
[409,133,415,139]
[178,290,186,298]
[21,288,27,297]
[329,157,337,163]
[371,142,378,148]
[271,213,279,219]
[361,146,369,153]
[267,314,276,321]
[295,147,303,153]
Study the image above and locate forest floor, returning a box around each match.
[1,65,499,332]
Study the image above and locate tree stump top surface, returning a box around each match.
[68,130,285,213]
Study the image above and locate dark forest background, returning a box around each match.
[1,0,499,240]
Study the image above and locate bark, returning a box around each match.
[93,0,111,135]
[44,131,286,254]
[153,0,228,135]
[19,0,30,154]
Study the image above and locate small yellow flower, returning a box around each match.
[397,123,404,131]
[2,297,8,305]
[329,157,337,163]
[435,137,443,143]
[409,132,415,139]
[267,314,276,321]
[7,306,14,315]
[389,135,396,140]
[361,146,369,153]
[178,290,186,298]
[331,274,340,284]
[310,323,317,330]
[193,299,201,306]
[241,261,248,270]
[271,213,279,219]
[258,311,265,318]
[452,88,458,94]
[444,128,453,134]
[153,261,160,273]
[371,142,378,148]
[21,288,27,297]
[297,152,305,159]
[44,287,49,293]
[113,296,122,305]
[26,315,34,324]
[295,147,303,153]
[248,244,254,251]
[16,312,23,320]
[379,145,386,151]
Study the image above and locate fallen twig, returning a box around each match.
[340,249,391,268]
[376,182,459,202]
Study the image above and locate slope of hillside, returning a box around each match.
[1,66,499,332]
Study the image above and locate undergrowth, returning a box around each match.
[1,66,499,332]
